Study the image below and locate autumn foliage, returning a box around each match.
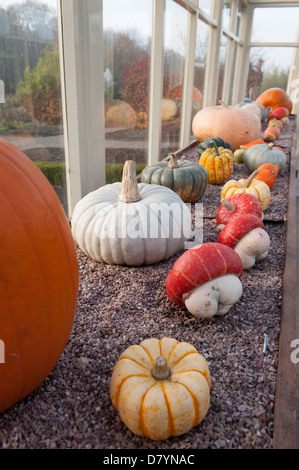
[15,47,62,124]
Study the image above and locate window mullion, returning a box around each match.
[179,8,198,148]
[202,0,224,107]
[148,0,166,164]
[58,0,105,216]
[231,4,254,105]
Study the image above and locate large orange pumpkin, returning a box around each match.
[0,138,79,413]
[255,88,293,114]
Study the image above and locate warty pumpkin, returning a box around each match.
[110,337,211,440]
[220,171,271,211]
[198,140,234,185]
[140,153,208,203]
[192,101,262,151]
[166,242,243,318]
[0,138,79,414]
[71,160,192,266]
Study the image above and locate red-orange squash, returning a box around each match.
[254,163,280,189]
[0,138,79,413]
[240,139,265,150]
[256,88,293,114]
[263,125,280,142]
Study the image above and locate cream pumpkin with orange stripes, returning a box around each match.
[220,170,270,211]
[110,337,211,440]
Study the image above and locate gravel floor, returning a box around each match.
[0,118,294,450]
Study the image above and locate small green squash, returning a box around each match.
[140,154,209,203]
[197,137,232,158]
[243,143,287,172]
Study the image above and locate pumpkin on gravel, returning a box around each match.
[166,242,243,319]
[220,171,271,211]
[217,214,270,270]
[140,153,208,203]
[255,87,293,114]
[197,137,232,157]
[199,140,234,185]
[216,193,263,228]
[71,160,192,266]
[110,337,211,440]
[0,138,79,414]
[192,100,262,151]
[242,143,287,172]
[254,163,280,189]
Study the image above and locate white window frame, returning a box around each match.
[57,0,299,215]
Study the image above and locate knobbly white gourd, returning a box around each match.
[71,160,192,266]
[233,227,270,269]
[183,274,243,319]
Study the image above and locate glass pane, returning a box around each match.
[218,34,228,103]
[103,0,152,182]
[235,2,245,37]
[222,1,231,30]
[252,7,299,43]
[247,47,293,100]
[198,0,212,15]
[161,0,188,159]
[194,19,209,106]
[0,0,67,214]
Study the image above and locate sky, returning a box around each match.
[1,0,298,71]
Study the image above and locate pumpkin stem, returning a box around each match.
[218,100,228,108]
[221,198,235,213]
[267,143,274,151]
[210,140,219,156]
[245,170,259,188]
[168,154,179,169]
[151,356,171,380]
[119,160,141,203]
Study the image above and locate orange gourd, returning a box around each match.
[0,138,79,413]
[240,139,265,150]
[254,163,280,189]
[256,162,280,176]
[256,88,293,114]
